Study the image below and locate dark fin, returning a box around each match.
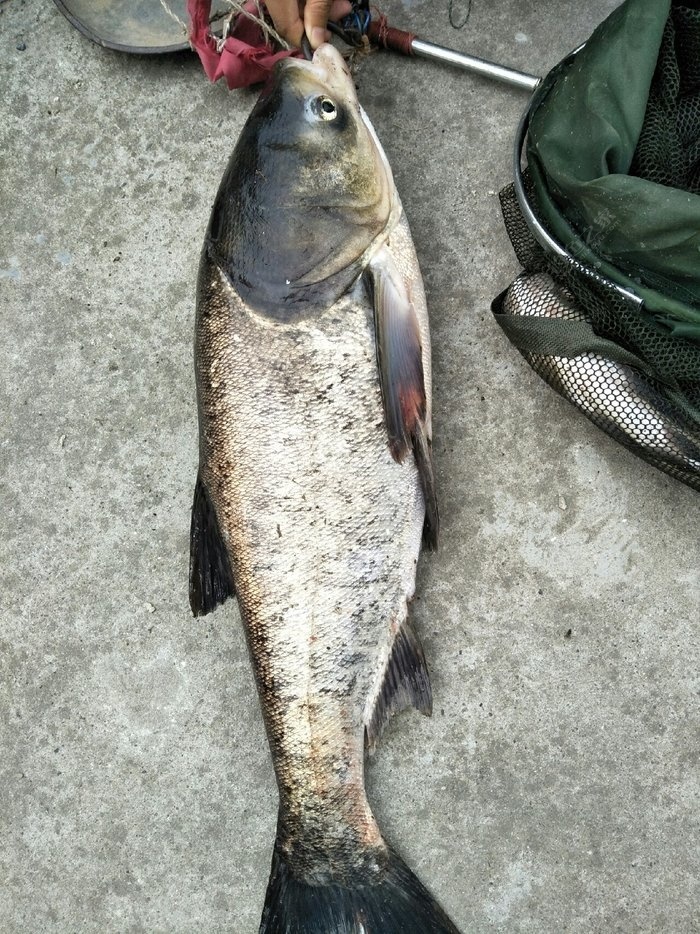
[189,473,235,617]
[366,247,439,546]
[366,622,433,754]
[413,420,439,550]
[259,844,460,934]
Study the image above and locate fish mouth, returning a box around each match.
[309,41,352,79]
[280,42,353,94]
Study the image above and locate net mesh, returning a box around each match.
[496,3,700,490]
[631,5,700,193]
[498,271,700,489]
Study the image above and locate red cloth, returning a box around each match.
[187,0,301,89]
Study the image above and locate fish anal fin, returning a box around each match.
[366,622,433,754]
[189,473,236,617]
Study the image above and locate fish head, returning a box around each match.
[205,43,397,319]
[267,44,394,216]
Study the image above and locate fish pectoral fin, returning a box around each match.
[189,473,236,617]
[367,247,426,463]
[366,246,439,549]
[365,621,433,754]
[413,418,439,551]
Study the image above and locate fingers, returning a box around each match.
[264,0,305,47]
[303,0,334,48]
[329,0,353,21]
[265,0,353,50]
[304,0,352,47]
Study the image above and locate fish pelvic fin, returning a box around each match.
[365,621,432,754]
[259,843,460,934]
[189,473,236,617]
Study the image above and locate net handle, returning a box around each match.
[512,46,645,311]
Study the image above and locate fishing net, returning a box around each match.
[493,0,700,490]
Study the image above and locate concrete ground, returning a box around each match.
[1,0,698,931]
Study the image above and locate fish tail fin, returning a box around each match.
[259,843,460,933]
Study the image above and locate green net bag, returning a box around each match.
[493,0,700,490]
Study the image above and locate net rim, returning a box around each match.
[512,44,645,312]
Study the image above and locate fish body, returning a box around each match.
[190,44,457,933]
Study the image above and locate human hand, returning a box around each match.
[265,0,353,50]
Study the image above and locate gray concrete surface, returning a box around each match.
[1,1,698,931]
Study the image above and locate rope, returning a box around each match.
[161,0,415,59]
[218,0,291,50]
[160,0,291,50]
[448,0,473,30]
[159,0,189,36]
[368,12,416,55]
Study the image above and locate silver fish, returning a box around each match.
[189,44,458,934]
[501,271,700,484]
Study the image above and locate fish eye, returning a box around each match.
[320,97,336,118]
[311,96,338,121]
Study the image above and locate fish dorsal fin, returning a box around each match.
[366,622,433,754]
[365,245,439,549]
[189,473,236,617]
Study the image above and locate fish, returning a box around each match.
[499,271,700,487]
[189,42,459,934]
